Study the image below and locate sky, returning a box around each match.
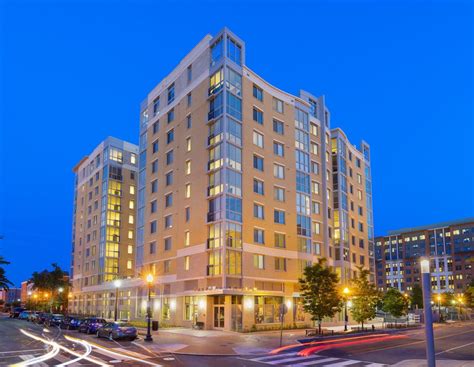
[0,0,473,286]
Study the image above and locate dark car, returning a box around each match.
[10,307,25,318]
[60,316,84,330]
[45,313,64,327]
[78,318,107,334]
[96,322,137,341]
[36,312,51,324]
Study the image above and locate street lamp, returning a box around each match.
[403,293,410,325]
[436,294,442,322]
[420,258,436,367]
[145,274,154,342]
[457,295,463,320]
[343,287,350,332]
[114,279,122,321]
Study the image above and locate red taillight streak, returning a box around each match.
[298,334,408,357]
[270,333,389,354]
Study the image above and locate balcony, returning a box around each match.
[208,82,223,96]
[208,107,223,121]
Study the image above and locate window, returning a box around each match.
[311,161,319,175]
[226,92,242,120]
[149,241,156,254]
[167,109,174,123]
[164,215,172,228]
[187,93,192,107]
[311,142,319,155]
[130,154,136,165]
[153,120,159,134]
[187,64,192,82]
[166,171,173,186]
[254,203,264,219]
[185,183,191,198]
[312,201,320,214]
[153,97,160,116]
[253,85,263,101]
[151,200,157,213]
[209,68,224,95]
[273,119,284,135]
[275,257,286,271]
[358,190,363,200]
[253,155,264,171]
[253,131,264,148]
[164,260,170,273]
[152,140,159,153]
[274,186,285,202]
[185,160,191,175]
[227,37,242,65]
[359,222,364,232]
[273,164,284,179]
[184,231,190,246]
[274,209,285,224]
[127,260,133,270]
[151,180,158,193]
[151,159,158,173]
[165,193,173,207]
[184,256,190,271]
[310,123,318,136]
[211,37,223,65]
[165,129,174,145]
[312,221,321,235]
[253,179,264,195]
[312,181,319,194]
[357,173,362,184]
[129,200,135,209]
[128,230,134,239]
[273,141,284,157]
[150,221,157,234]
[227,67,242,96]
[166,150,174,165]
[253,107,263,124]
[273,98,284,113]
[164,237,172,250]
[274,232,286,248]
[185,207,190,222]
[358,206,363,215]
[254,228,265,244]
[109,148,123,163]
[128,215,134,224]
[253,254,264,269]
[167,83,175,104]
[186,137,192,152]
[186,114,192,129]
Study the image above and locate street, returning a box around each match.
[0,316,473,366]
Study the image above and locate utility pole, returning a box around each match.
[420,258,436,367]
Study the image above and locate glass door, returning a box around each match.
[213,305,225,328]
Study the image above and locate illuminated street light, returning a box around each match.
[342,287,350,332]
[145,274,154,342]
[114,279,122,321]
[420,258,435,367]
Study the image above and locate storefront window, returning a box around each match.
[254,296,283,324]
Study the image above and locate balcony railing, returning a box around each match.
[208,106,223,121]
[208,82,223,96]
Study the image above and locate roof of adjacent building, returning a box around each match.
[379,217,474,237]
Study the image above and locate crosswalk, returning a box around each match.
[242,352,387,367]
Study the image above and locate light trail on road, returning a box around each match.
[57,336,92,366]
[10,329,60,366]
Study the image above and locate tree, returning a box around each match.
[299,258,342,334]
[31,263,69,312]
[350,267,382,329]
[382,288,409,321]
[464,279,474,308]
[410,283,423,309]
[0,256,13,290]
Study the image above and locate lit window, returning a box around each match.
[128,215,134,224]
[312,181,319,195]
[275,257,286,271]
[272,98,284,113]
[310,123,318,136]
[129,186,135,195]
[184,256,190,271]
[130,153,136,164]
[274,232,286,248]
[127,260,132,269]
[253,131,264,148]
[186,137,192,152]
[185,160,191,175]
[311,142,319,155]
[128,230,134,239]
[127,245,133,254]
[185,183,191,198]
[253,254,264,269]
[129,200,135,209]
[184,231,190,247]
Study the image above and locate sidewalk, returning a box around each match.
[393,360,474,367]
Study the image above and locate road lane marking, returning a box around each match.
[0,349,44,355]
[292,357,340,366]
[86,342,162,366]
[435,341,474,355]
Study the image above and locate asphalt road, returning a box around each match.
[1,316,473,366]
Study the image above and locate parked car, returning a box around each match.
[28,312,41,322]
[60,316,84,330]
[18,311,31,320]
[36,312,51,324]
[45,314,64,327]
[78,318,107,334]
[10,307,25,318]
[96,322,137,341]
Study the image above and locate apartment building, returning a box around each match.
[69,137,138,318]
[375,218,474,294]
[331,129,374,283]
[132,28,374,331]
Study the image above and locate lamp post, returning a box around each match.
[145,274,154,342]
[420,258,436,367]
[113,280,121,321]
[343,287,350,332]
[404,293,410,325]
[457,296,463,321]
[436,294,442,322]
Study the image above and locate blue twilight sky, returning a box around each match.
[0,0,473,286]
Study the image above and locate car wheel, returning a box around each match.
[108,332,113,341]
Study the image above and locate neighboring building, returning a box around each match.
[375,218,474,294]
[132,28,374,331]
[69,137,138,317]
[331,129,374,283]
[0,288,21,304]
[20,281,33,304]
